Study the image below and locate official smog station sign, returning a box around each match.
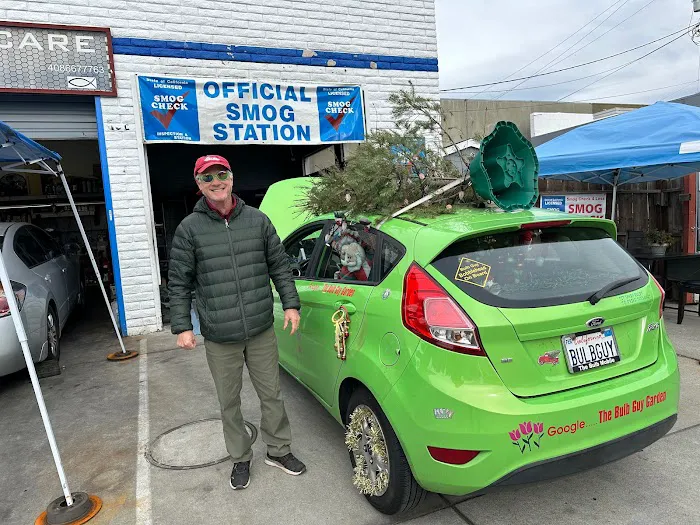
[540,194,607,218]
[137,75,366,145]
[0,21,116,96]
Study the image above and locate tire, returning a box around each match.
[35,306,61,378]
[345,387,426,515]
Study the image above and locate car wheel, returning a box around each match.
[35,306,61,378]
[345,387,426,515]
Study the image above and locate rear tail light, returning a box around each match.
[402,263,485,356]
[649,272,665,319]
[428,446,479,465]
[0,281,27,318]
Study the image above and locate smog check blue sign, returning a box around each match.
[137,75,365,145]
[540,195,566,212]
[139,76,200,141]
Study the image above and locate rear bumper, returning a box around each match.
[491,413,676,488]
[381,326,680,495]
[0,316,26,376]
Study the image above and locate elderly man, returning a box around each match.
[168,154,305,490]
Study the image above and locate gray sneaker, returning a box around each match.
[264,453,306,475]
[229,461,250,490]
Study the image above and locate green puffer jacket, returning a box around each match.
[168,196,300,343]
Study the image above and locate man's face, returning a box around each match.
[196,164,233,204]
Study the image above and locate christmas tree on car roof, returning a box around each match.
[301,83,540,224]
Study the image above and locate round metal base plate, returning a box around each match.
[106,350,139,361]
[35,493,102,525]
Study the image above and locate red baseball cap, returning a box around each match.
[193,154,231,177]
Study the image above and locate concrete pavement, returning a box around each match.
[0,306,698,524]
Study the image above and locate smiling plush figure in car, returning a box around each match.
[335,241,371,281]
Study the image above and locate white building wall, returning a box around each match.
[1,0,440,335]
[0,0,437,58]
[530,112,594,138]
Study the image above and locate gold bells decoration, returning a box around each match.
[332,306,351,360]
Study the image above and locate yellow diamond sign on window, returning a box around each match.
[454,258,491,288]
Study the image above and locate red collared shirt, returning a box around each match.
[206,196,237,221]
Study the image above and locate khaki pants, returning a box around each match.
[204,327,292,463]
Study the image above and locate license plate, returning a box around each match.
[562,328,620,373]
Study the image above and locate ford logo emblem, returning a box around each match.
[586,317,605,328]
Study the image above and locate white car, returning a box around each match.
[0,223,83,378]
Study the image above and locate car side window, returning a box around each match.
[14,227,50,269]
[283,223,325,278]
[379,236,406,281]
[28,226,62,260]
[314,222,379,283]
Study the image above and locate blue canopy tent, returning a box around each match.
[0,121,121,520]
[535,101,700,221]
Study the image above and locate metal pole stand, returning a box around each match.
[52,164,138,362]
[0,249,102,525]
[35,494,102,525]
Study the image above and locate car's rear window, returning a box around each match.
[432,226,647,308]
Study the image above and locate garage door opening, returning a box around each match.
[146,142,347,324]
[0,139,114,297]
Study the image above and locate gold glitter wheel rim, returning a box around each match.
[346,404,390,497]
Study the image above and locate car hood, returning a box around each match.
[259,177,330,241]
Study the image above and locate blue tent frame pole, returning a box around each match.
[0,250,74,506]
[611,170,620,222]
[47,161,127,355]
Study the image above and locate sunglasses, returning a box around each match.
[196,170,232,183]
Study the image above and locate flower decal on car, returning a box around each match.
[519,421,533,435]
[509,421,545,453]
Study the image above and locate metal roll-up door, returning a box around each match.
[0,94,97,140]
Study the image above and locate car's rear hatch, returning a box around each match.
[428,221,664,398]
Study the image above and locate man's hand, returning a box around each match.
[177,330,197,349]
[283,309,301,335]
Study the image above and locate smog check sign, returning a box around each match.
[137,75,366,145]
[0,21,116,96]
[540,194,607,218]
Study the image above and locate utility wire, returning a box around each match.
[441,23,697,92]
[533,0,632,75]
[557,29,691,101]
[545,0,659,71]
[470,0,627,100]
[442,64,642,94]
[492,0,632,100]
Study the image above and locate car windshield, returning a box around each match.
[431,226,646,308]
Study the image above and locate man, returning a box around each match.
[168,154,305,490]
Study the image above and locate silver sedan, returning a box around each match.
[0,222,83,378]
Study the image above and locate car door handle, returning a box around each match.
[334,301,356,314]
[44,275,51,282]
[62,268,67,273]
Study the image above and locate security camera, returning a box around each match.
[695,0,700,13]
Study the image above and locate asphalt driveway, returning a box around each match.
[0,303,698,525]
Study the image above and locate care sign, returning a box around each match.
[137,75,366,145]
[540,194,607,218]
[0,21,116,95]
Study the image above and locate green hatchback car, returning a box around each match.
[260,178,679,516]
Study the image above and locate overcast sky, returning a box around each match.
[435,0,700,104]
